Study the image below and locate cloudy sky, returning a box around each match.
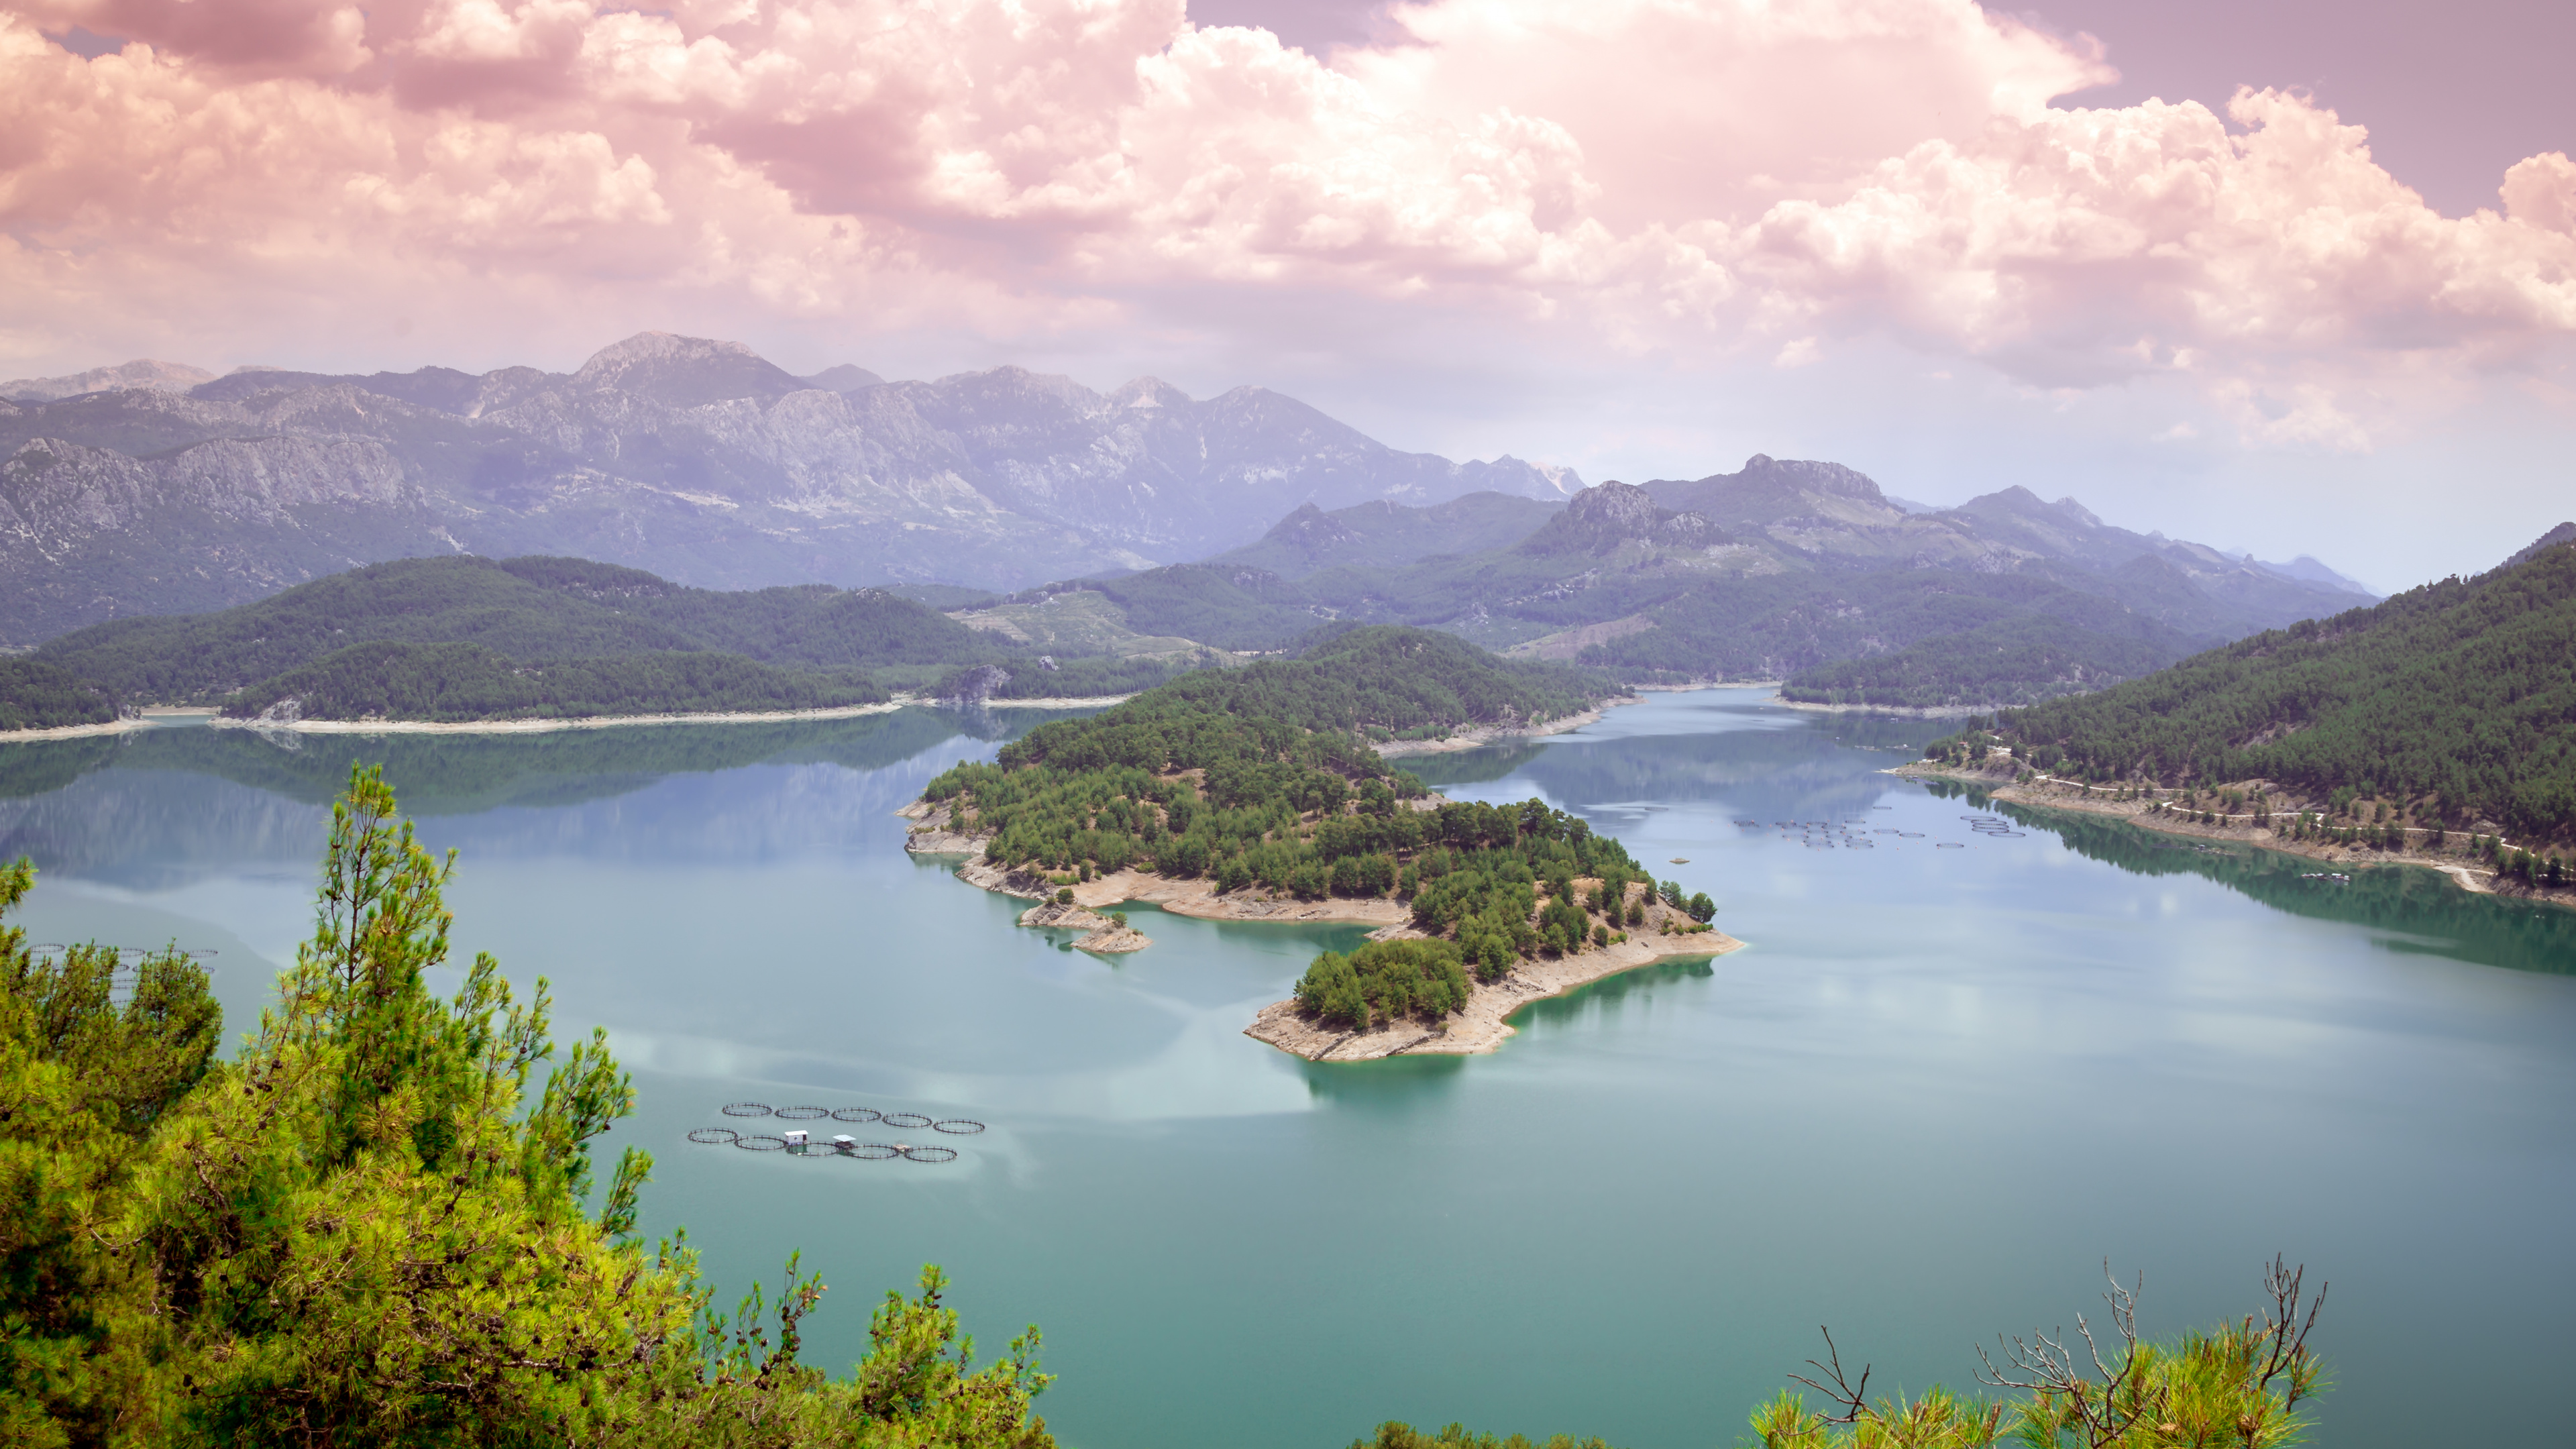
[4,0,2571,588]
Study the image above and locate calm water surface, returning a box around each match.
[4,690,2571,1448]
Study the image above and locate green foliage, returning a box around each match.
[1947,542,2576,840]
[0,767,1054,1448]
[1293,939,1471,1030]
[999,629,1605,765]
[1780,612,2192,709]
[1746,1263,2328,1449]
[218,641,888,722]
[1585,572,2203,700]
[0,658,119,732]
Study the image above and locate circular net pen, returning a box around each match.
[773,1106,830,1120]
[832,1107,883,1124]
[899,1145,959,1163]
[687,1128,741,1146]
[883,1112,934,1129]
[735,1134,790,1152]
[841,1142,902,1159]
[721,1102,773,1118]
[932,1119,987,1135]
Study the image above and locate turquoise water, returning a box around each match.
[4,690,2572,1448]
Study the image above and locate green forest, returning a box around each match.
[1935,540,2576,841]
[0,658,121,732]
[35,555,1000,702]
[923,629,1717,1033]
[1592,570,2202,694]
[218,641,889,722]
[15,555,1212,725]
[1778,611,2192,708]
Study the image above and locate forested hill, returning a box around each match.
[12,553,1193,726]
[34,555,997,703]
[1032,625,1609,748]
[1955,528,2576,841]
[0,657,122,732]
[218,642,888,724]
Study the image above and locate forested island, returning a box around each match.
[1904,527,2576,900]
[907,627,1735,1059]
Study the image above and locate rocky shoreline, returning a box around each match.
[1892,761,2571,905]
[1016,898,1152,953]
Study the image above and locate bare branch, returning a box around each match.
[1786,1326,1874,1425]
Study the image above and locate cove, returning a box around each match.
[1,688,2569,1449]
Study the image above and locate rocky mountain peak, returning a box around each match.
[1112,377,1193,411]
[800,364,884,392]
[2,359,218,402]
[1520,482,1730,556]
[571,332,806,407]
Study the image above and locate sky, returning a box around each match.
[3,0,2571,590]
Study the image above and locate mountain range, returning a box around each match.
[0,333,1576,643]
[973,464,2382,707]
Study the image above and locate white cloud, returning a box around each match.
[1,0,2573,455]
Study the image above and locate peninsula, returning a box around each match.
[902,626,1743,1057]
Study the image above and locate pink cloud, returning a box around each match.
[3,0,2572,451]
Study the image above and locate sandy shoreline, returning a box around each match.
[1892,761,2571,905]
[0,716,156,743]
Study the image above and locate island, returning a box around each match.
[901,625,1746,1060]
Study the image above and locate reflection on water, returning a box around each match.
[0,689,2569,1449]
[0,706,1071,812]
[1910,777,2576,977]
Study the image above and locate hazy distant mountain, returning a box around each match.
[2504,522,2576,571]
[0,333,1578,643]
[2246,554,2375,596]
[1047,467,2382,707]
[1,360,216,402]
[1642,455,2373,636]
[1203,492,1564,578]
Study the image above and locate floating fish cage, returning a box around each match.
[695,1103,985,1163]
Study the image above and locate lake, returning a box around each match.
[4,688,2571,1448]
